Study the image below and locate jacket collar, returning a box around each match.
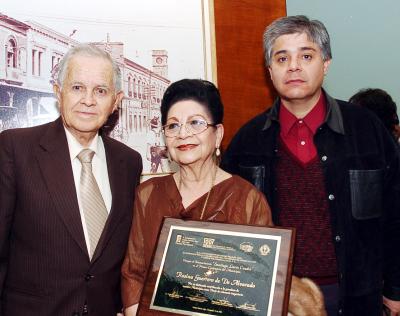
[37,118,129,263]
[262,89,345,135]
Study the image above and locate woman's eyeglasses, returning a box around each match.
[162,119,216,138]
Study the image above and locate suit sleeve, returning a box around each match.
[0,131,17,306]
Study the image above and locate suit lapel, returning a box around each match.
[91,136,127,262]
[36,118,88,256]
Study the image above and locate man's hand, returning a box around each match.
[123,304,138,316]
[383,296,400,316]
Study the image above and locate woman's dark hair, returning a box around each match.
[161,79,224,125]
[349,88,399,133]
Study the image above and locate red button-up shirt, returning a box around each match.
[279,94,326,164]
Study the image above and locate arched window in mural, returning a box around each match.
[142,81,146,100]
[128,76,132,97]
[143,82,147,100]
[7,38,17,68]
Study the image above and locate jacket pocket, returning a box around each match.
[349,169,383,220]
[238,165,265,192]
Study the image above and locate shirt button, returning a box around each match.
[299,120,303,124]
[300,141,306,145]
[321,155,327,162]
[335,235,341,242]
[328,194,335,200]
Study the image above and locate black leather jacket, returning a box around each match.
[222,92,400,315]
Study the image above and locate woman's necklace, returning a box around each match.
[179,167,218,220]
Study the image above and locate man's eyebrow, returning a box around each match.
[300,46,317,52]
[68,82,111,89]
[273,49,287,56]
[95,84,111,89]
[69,81,83,85]
[273,47,317,56]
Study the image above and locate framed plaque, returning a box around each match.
[138,218,295,316]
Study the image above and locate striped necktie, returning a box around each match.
[77,149,108,259]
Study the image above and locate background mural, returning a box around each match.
[0,0,213,174]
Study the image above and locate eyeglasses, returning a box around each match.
[162,119,216,138]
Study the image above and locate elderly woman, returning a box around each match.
[121,79,273,315]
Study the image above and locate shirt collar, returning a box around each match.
[64,127,104,161]
[279,93,326,136]
[262,89,345,135]
[279,104,298,136]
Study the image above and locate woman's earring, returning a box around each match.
[216,147,221,157]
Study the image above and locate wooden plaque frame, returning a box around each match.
[138,218,295,316]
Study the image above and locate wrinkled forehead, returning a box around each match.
[69,53,112,71]
[66,54,114,84]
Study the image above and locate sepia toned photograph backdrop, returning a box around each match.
[0,0,216,175]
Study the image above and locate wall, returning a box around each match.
[287,0,400,116]
[213,0,286,148]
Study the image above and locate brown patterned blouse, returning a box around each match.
[121,174,272,308]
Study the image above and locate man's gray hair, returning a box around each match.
[263,15,332,66]
[55,44,122,91]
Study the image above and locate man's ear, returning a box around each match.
[267,66,273,80]
[53,83,62,112]
[112,91,124,112]
[53,84,62,108]
[323,59,331,75]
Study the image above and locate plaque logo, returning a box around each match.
[259,244,271,256]
[176,234,183,244]
[240,242,254,252]
[203,237,215,248]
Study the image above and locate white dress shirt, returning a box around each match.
[64,128,112,255]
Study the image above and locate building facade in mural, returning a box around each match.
[0,13,171,174]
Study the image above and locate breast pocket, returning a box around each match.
[238,165,265,192]
[349,169,384,220]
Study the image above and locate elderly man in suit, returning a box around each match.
[0,44,142,315]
